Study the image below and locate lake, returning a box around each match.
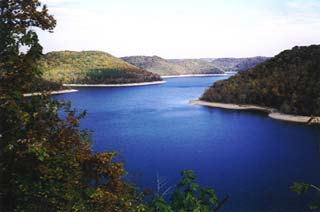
[57,75,320,212]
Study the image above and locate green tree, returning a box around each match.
[145,170,228,212]
[0,1,139,211]
[291,182,320,210]
[0,0,56,93]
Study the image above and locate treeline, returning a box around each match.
[201,45,320,116]
[40,51,162,84]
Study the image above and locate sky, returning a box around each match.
[38,0,320,59]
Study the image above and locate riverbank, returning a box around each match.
[161,74,227,79]
[23,89,78,97]
[63,81,165,87]
[190,100,320,124]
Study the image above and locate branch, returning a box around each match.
[213,195,229,212]
[310,184,320,192]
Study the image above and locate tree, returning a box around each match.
[145,170,228,212]
[0,0,56,93]
[0,1,139,211]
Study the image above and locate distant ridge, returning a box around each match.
[202,57,270,72]
[121,56,225,76]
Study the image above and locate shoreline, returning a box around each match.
[63,80,165,87]
[161,74,227,79]
[190,100,320,124]
[23,89,78,97]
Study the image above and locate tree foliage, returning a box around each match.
[291,182,320,210]
[145,170,228,212]
[0,1,139,211]
[1,98,140,211]
[0,0,56,94]
[201,45,320,116]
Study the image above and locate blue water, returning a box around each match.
[57,76,320,212]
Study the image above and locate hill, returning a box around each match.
[121,56,185,75]
[202,57,270,72]
[169,59,224,75]
[201,45,320,116]
[122,56,225,76]
[40,51,162,84]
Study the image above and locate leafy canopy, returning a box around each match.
[0,0,56,93]
[0,1,139,211]
[145,170,228,212]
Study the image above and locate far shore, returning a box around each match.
[23,89,78,97]
[63,81,165,87]
[161,74,227,79]
[190,100,320,124]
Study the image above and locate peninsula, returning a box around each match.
[198,45,320,124]
[190,100,320,124]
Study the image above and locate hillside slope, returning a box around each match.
[122,56,224,76]
[169,59,224,75]
[201,45,320,116]
[121,56,184,75]
[203,57,270,72]
[40,51,161,84]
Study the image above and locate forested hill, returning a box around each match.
[201,45,320,116]
[40,51,162,84]
[207,57,270,72]
[169,59,224,75]
[121,56,225,76]
[121,56,185,75]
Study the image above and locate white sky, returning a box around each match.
[38,0,320,58]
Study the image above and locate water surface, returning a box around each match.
[58,76,320,212]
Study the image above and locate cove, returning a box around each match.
[57,75,320,212]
